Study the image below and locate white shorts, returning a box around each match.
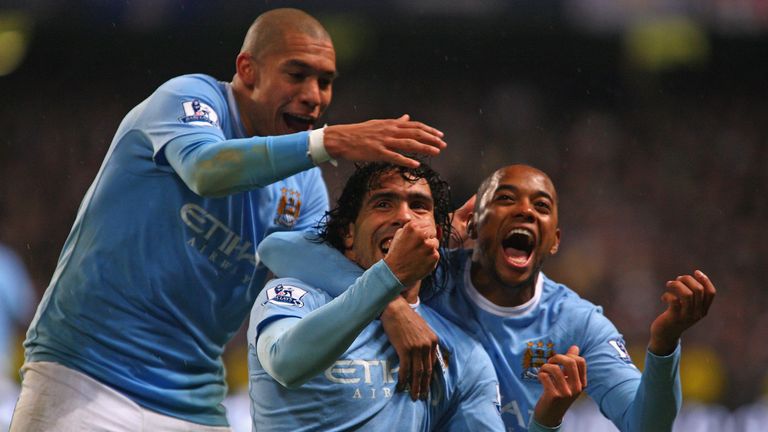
[10,361,232,432]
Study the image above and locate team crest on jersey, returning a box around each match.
[521,340,556,381]
[274,187,302,227]
[265,284,307,307]
[179,99,219,127]
[608,338,633,364]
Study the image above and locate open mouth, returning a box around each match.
[379,238,393,255]
[501,228,534,267]
[283,113,316,131]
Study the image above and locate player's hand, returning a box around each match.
[381,296,439,401]
[323,114,447,168]
[649,269,716,355]
[533,345,587,428]
[448,195,476,249]
[384,219,440,287]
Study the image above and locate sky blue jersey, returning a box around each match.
[23,74,329,426]
[257,233,683,432]
[248,277,504,431]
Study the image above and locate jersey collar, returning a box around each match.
[461,256,543,317]
[224,82,247,139]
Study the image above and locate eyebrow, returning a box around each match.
[284,59,338,80]
[495,184,555,202]
[366,190,434,206]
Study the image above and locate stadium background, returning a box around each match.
[0,0,766,430]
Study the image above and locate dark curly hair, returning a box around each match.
[316,161,452,291]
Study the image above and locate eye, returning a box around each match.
[494,193,514,203]
[373,200,391,209]
[318,78,332,90]
[410,200,433,213]
[288,72,306,81]
[534,200,552,213]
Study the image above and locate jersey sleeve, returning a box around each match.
[257,231,365,297]
[248,261,405,388]
[137,75,317,196]
[576,306,681,432]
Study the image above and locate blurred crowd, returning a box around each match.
[1,8,766,429]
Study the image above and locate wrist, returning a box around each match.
[308,126,337,166]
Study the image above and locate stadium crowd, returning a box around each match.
[1,6,765,430]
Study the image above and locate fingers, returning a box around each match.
[694,269,716,312]
[418,344,433,400]
[547,353,585,395]
[565,345,587,388]
[538,363,574,397]
[396,351,411,394]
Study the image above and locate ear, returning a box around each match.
[466,212,478,239]
[343,222,355,250]
[235,52,259,87]
[549,228,561,255]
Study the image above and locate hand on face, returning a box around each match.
[649,270,716,355]
[323,114,447,168]
[533,345,587,428]
[384,218,440,287]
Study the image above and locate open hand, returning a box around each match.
[323,114,447,168]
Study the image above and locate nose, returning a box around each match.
[299,79,321,109]
[514,200,535,222]
[392,203,413,227]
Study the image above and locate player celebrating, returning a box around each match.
[258,164,716,431]
[248,162,513,430]
[12,8,446,431]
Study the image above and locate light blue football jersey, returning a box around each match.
[248,277,504,431]
[257,233,682,432]
[24,74,329,426]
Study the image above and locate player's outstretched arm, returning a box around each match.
[323,114,447,168]
[531,346,587,431]
[649,270,716,355]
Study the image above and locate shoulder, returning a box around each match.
[541,274,602,315]
[253,277,332,315]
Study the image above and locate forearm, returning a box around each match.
[605,344,682,432]
[257,261,404,388]
[165,132,314,197]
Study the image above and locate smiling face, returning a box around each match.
[470,165,560,296]
[343,171,436,270]
[236,30,336,136]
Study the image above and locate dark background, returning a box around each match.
[1,0,766,409]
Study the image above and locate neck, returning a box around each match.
[469,262,537,307]
[230,76,255,136]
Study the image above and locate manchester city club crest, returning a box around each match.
[521,340,556,381]
[275,187,302,227]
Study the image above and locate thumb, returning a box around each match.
[567,345,580,356]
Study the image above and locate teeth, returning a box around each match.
[380,238,392,253]
[508,228,533,239]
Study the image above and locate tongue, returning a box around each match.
[505,247,529,265]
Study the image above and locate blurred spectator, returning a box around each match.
[0,243,34,430]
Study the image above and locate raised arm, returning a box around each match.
[591,270,716,432]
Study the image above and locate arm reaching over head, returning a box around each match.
[323,114,447,168]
